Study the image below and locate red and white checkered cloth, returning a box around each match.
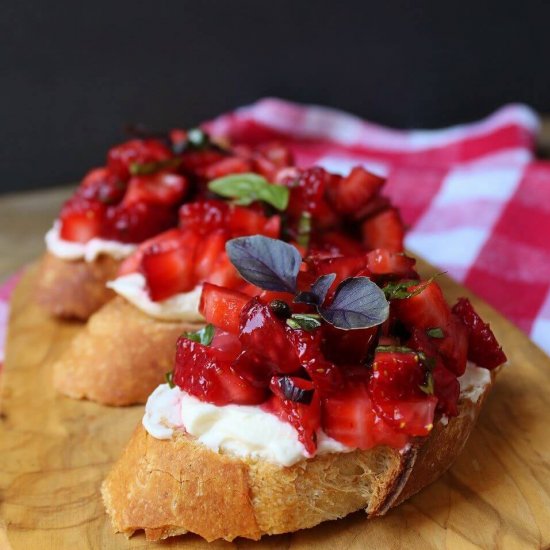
[1,99,548,365]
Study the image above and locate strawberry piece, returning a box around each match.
[200,283,251,334]
[59,198,105,243]
[141,229,199,301]
[238,298,301,373]
[432,363,460,416]
[282,167,330,218]
[79,167,126,205]
[361,208,405,252]
[392,280,451,330]
[437,315,469,376]
[123,172,188,206]
[174,338,265,405]
[310,231,365,257]
[323,383,408,449]
[368,350,437,436]
[179,200,229,235]
[264,376,321,454]
[452,298,507,369]
[333,166,385,215]
[194,230,229,282]
[102,202,177,243]
[203,157,252,180]
[309,255,368,281]
[179,149,226,174]
[207,252,244,288]
[321,324,379,365]
[366,249,417,278]
[228,206,281,239]
[107,139,172,180]
[210,330,242,362]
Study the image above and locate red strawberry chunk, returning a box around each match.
[264,376,321,455]
[141,229,199,301]
[203,157,253,180]
[107,139,172,181]
[361,208,405,252]
[210,330,242,362]
[321,324,379,365]
[323,383,407,449]
[200,283,251,335]
[194,230,229,282]
[59,198,105,243]
[333,166,385,215]
[238,298,301,373]
[228,206,281,239]
[372,397,437,437]
[174,338,265,405]
[432,363,460,417]
[310,231,365,257]
[452,298,507,369]
[392,280,451,330]
[179,200,229,234]
[79,167,126,205]
[366,249,417,278]
[123,172,188,206]
[206,252,244,289]
[437,315,469,376]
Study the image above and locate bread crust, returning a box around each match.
[35,252,120,320]
[53,297,202,406]
[102,374,495,541]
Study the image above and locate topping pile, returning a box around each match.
[169,236,506,454]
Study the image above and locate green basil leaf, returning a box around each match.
[426,327,445,339]
[208,173,289,211]
[165,371,175,389]
[286,313,322,331]
[183,324,215,346]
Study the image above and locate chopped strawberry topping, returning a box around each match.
[361,208,405,252]
[107,139,172,180]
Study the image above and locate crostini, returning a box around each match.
[53,165,405,406]
[102,236,506,541]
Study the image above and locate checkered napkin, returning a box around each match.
[1,99,548,367]
[206,98,550,355]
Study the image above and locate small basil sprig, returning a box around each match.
[208,173,289,211]
[226,236,389,331]
[183,324,215,346]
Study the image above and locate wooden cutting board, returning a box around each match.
[1,262,550,550]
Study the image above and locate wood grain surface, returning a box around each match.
[1,262,550,549]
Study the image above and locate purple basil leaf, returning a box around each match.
[294,273,336,306]
[226,236,301,293]
[318,276,389,330]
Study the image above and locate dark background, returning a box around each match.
[2,1,549,193]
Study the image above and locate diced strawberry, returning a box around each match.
[123,172,188,206]
[141,229,199,301]
[309,255,368,283]
[179,149,226,174]
[432,363,460,416]
[59,198,105,243]
[79,167,126,205]
[194,230,229,282]
[254,142,294,170]
[452,297,507,370]
[321,324,379,365]
[174,338,265,405]
[207,252,244,288]
[361,208,405,252]
[392,281,451,330]
[238,298,301,373]
[372,397,437,436]
[118,228,182,275]
[310,231,365,257]
[107,139,172,180]
[102,202,177,243]
[264,376,321,454]
[366,249,417,278]
[227,206,281,239]
[210,330,242,362]
[203,157,253,180]
[333,166,385,215]
[437,316,469,376]
[179,200,229,235]
[323,383,408,449]
[200,283,251,334]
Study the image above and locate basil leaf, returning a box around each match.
[375,345,415,354]
[187,128,210,149]
[286,313,322,331]
[382,279,421,300]
[296,211,312,247]
[295,273,336,306]
[318,277,389,330]
[165,371,175,389]
[208,173,289,211]
[129,157,181,176]
[184,324,215,346]
[426,327,445,339]
[419,372,435,395]
[226,236,301,293]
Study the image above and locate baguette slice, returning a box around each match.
[53,296,201,406]
[101,371,495,542]
[35,252,120,320]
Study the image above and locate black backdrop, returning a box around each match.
[2,0,550,193]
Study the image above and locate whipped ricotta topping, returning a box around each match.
[107,273,204,322]
[45,221,136,262]
[459,361,492,403]
[143,384,351,467]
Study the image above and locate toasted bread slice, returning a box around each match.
[101,372,495,542]
[53,296,201,406]
[35,252,120,320]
